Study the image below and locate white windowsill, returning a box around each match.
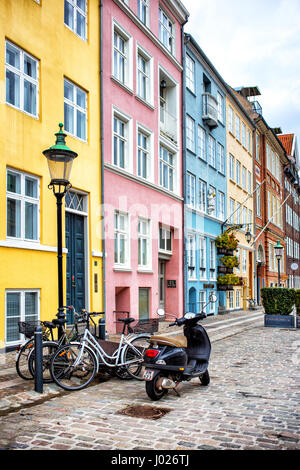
[0,239,68,253]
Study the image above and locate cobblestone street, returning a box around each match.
[0,325,299,451]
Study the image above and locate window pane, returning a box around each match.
[77,0,86,12]
[64,103,74,134]
[24,80,36,115]
[7,172,21,194]
[24,55,36,79]
[6,292,21,343]
[7,198,21,238]
[25,177,37,198]
[25,292,38,320]
[6,43,20,69]
[64,80,74,101]
[25,202,38,240]
[76,109,86,140]
[64,0,74,28]
[76,88,86,109]
[76,11,86,39]
[6,69,20,107]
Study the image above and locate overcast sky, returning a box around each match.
[183,0,300,142]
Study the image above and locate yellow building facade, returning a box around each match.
[0,0,103,350]
[225,94,255,311]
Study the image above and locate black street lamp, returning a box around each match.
[43,123,78,337]
[274,239,284,287]
[245,225,252,244]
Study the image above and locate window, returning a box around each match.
[217,92,223,123]
[160,145,175,192]
[64,78,87,141]
[5,41,39,118]
[256,133,260,161]
[137,128,151,180]
[199,179,207,213]
[218,191,225,221]
[228,106,234,134]
[208,135,216,168]
[64,0,87,41]
[256,183,261,217]
[186,173,196,208]
[266,144,271,170]
[186,115,195,152]
[139,288,150,320]
[209,291,216,314]
[242,249,247,273]
[198,126,206,161]
[242,122,246,147]
[236,160,241,185]
[236,248,240,273]
[6,290,39,345]
[229,198,235,224]
[114,211,129,266]
[229,154,234,180]
[248,171,252,194]
[138,218,151,269]
[208,185,216,217]
[209,240,216,280]
[199,291,206,312]
[229,291,234,310]
[242,166,246,190]
[113,113,129,169]
[137,0,150,26]
[235,114,240,141]
[199,238,206,279]
[248,209,253,227]
[186,54,195,93]
[247,129,251,153]
[187,235,196,279]
[159,227,172,253]
[7,169,39,241]
[236,289,241,309]
[113,24,132,88]
[137,47,152,103]
[217,143,225,174]
[159,8,174,54]
[236,202,241,224]
[243,207,247,227]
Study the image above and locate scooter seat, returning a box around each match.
[149,335,187,348]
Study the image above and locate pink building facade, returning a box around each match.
[102,0,189,332]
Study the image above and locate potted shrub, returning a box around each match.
[216,232,238,255]
[217,274,240,291]
[261,288,296,328]
[219,255,239,274]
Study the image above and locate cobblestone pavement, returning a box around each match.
[0,325,299,450]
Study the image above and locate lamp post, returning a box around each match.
[43,123,78,338]
[274,239,284,287]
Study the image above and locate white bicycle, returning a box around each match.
[49,315,151,391]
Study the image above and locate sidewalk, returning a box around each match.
[0,308,264,416]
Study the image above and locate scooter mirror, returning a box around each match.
[209,294,218,303]
[184,312,196,319]
[157,308,165,317]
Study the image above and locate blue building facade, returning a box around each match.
[183,34,228,315]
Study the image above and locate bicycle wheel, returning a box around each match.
[50,343,97,391]
[16,339,35,380]
[28,341,59,383]
[122,334,150,380]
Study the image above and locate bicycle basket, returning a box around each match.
[132,318,159,334]
[18,321,41,339]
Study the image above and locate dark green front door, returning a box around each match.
[65,212,85,323]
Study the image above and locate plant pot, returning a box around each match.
[218,266,227,274]
[217,247,228,255]
[217,284,233,291]
[297,316,300,329]
[226,267,234,274]
[264,314,295,328]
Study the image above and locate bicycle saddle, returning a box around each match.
[51,318,66,326]
[118,318,135,324]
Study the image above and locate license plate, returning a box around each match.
[143,369,154,381]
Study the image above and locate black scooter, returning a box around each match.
[143,295,216,401]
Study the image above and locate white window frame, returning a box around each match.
[248,171,252,194]
[218,191,225,221]
[235,114,241,141]
[112,21,133,90]
[5,289,40,346]
[199,179,207,213]
[199,290,206,312]
[209,240,216,280]
[228,106,234,134]
[5,40,39,119]
[217,92,224,123]
[229,154,234,181]
[242,122,246,147]
[236,289,241,309]
[208,135,216,168]
[64,78,87,142]
[217,143,225,174]
[229,290,234,310]
[187,173,196,208]
[229,198,235,224]
[159,226,172,254]
[186,54,195,93]
[242,249,247,273]
[242,166,247,190]
[159,143,176,193]
[6,168,40,243]
[209,290,216,314]
[187,234,196,280]
[114,210,130,267]
[198,126,206,161]
[199,237,206,280]
[136,44,153,105]
[137,124,153,181]
[113,107,132,172]
[64,0,87,41]
[236,160,241,186]
[138,217,151,270]
[137,0,150,27]
[159,7,175,54]
[186,115,195,152]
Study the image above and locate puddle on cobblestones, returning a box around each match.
[117,405,172,420]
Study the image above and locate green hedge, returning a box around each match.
[295,290,300,315]
[261,288,295,316]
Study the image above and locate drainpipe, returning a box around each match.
[99,0,106,322]
[253,129,257,306]
[182,28,189,314]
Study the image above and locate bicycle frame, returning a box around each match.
[74,328,145,372]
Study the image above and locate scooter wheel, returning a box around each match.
[199,370,210,386]
[146,374,168,401]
